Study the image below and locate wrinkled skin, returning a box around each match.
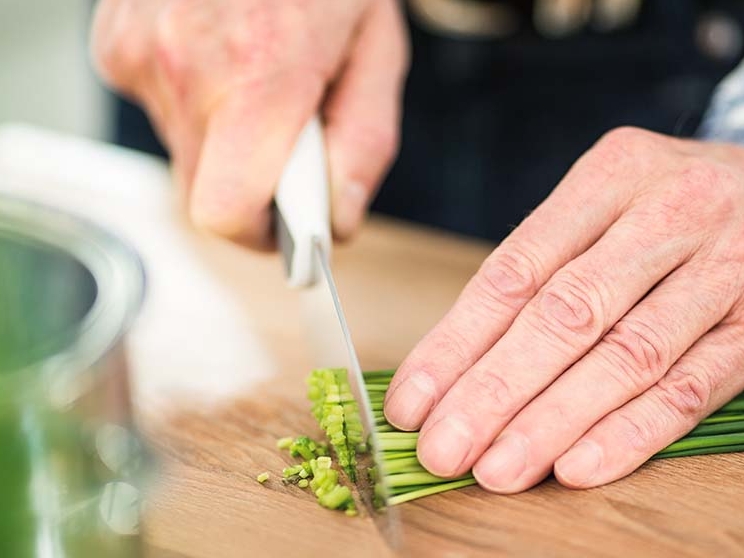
[91,0,409,248]
[385,128,744,492]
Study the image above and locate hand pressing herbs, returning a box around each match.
[272,369,744,514]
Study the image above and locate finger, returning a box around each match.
[415,187,709,478]
[553,319,744,488]
[190,75,324,249]
[385,127,668,431]
[471,258,741,492]
[170,122,204,199]
[323,0,409,240]
[91,0,161,97]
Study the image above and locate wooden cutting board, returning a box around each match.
[1,126,743,558]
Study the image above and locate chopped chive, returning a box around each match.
[276,437,294,449]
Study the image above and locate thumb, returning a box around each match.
[323,0,410,241]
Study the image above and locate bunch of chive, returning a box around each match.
[364,370,744,503]
[307,368,744,508]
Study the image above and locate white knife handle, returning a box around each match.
[274,116,331,287]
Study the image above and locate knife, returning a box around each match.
[274,116,402,548]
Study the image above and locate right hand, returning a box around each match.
[91,0,409,249]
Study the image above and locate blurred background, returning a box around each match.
[0,0,110,139]
[3,0,744,242]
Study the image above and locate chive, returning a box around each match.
[364,384,391,392]
[657,432,744,455]
[700,413,744,425]
[378,436,419,452]
[318,485,354,510]
[363,370,396,381]
[377,432,419,440]
[718,397,744,414]
[381,457,425,475]
[382,451,418,460]
[276,437,294,449]
[687,420,744,437]
[386,471,473,488]
[376,425,396,433]
[653,444,744,459]
[388,478,479,506]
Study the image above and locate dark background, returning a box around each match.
[114,0,744,242]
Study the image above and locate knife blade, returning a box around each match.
[274,116,402,549]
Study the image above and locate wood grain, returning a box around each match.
[135,216,744,558]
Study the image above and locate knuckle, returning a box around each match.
[615,411,659,454]
[593,126,653,164]
[224,8,285,73]
[648,158,738,233]
[581,126,658,179]
[475,248,542,311]
[600,319,669,391]
[354,123,399,166]
[656,367,711,421]
[422,328,474,377]
[153,2,187,81]
[677,158,723,202]
[92,4,148,87]
[466,368,515,420]
[532,270,603,341]
[683,159,738,222]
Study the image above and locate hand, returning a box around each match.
[91,0,408,248]
[384,127,744,492]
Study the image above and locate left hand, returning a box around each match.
[384,127,744,493]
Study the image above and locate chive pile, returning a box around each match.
[275,368,744,513]
[276,434,358,514]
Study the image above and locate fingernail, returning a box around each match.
[384,371,435,430]
[417,416,473,477]
[333,181,368,238]
[472,434,528,492]
[555,440,603,487]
